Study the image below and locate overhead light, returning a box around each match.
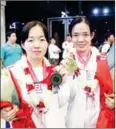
[103,8,109,15]
[92,8,99,15]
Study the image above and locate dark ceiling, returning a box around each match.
[5,1,115,22]
[5,1,115,44]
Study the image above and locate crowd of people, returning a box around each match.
[1,16,115,128]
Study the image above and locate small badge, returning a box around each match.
[86,70,95,80]
[34,82,43,93]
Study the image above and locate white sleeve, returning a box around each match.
[62,42,65,49]
[57,76,76,108]
[48,46,51,54]
[51,45,56,52]
[101,44,110,53]
[49,45,52,52]
[51,45,61,53]
[57,83,70,108]
[62,42,67,49]
[56,46,61,52]
[48,45,54,55]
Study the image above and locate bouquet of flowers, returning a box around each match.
[1,68,16,109]
[1,68,36,128]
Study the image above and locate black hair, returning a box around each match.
[49,37,53,41]
[104,32,114,41]
[21,21,49,43]
[69,16,91,36]
[20,21,48,54]
[6,30,16,38]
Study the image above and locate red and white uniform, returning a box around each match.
[1,47,114,128]
[58,46,114,128]
[1,56,66,128]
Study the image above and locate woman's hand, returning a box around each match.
[54,58,76,86]
[54,65,67,85]
[1,105,18,121]
[104,93,115,109]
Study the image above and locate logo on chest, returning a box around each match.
[86,69,96,81]
[34,82,44,94]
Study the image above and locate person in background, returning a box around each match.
[100,32,115,54]
[91,31,99,48]
[107,42,115,99]
[62,34,75,59]
[48,37,61,65]
[107,42,115,70]
[1,30,23,67]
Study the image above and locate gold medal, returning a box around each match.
[66,58,78,73]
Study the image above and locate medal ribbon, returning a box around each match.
[26,59,55,88]
[77,50,91,69]
[27,59,46,82]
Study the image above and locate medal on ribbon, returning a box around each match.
[66,58,78,73]
[65,53,80,79]
[50,72,62,88]
[50,71,62,93]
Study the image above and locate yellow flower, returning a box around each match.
[1,69,15,102]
